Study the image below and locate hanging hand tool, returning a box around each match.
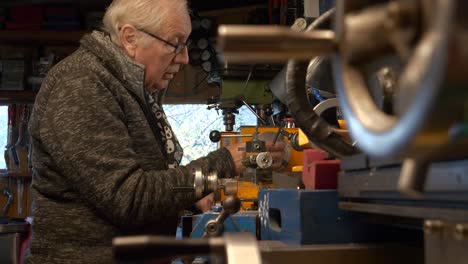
[5,104,19,168]
[1,188,13,217]
[14,104,29,171]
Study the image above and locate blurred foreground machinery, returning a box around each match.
[218,0,468,263]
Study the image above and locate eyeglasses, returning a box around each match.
[136,27,190,54]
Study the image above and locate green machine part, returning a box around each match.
[221,80,273,106]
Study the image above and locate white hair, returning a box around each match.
[102,0,189,46]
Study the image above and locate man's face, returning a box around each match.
[134,11,192,91]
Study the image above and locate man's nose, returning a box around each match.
[174,47,189,65]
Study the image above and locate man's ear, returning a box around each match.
[120,24,138,58]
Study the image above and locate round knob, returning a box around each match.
[222,195,241,215]
[255,152,273,169]
[209,130,222,142]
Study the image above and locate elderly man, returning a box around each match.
[27,0,285,263]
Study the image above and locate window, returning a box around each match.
[0,106,8,169]
[0,104,257,169]
[164,104,257,165]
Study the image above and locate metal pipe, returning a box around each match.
[217,4,395,64]
[218,25,336,62]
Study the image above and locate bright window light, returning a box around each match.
[164,104,257,165]
[0,106,8,169]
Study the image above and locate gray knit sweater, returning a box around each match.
[26,31,235,263]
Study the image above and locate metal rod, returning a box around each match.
[272,128,283,146]
[239,98,268,126]
[221,134,253,138]
[218,25,336,62]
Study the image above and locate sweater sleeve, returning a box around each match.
[36,73,235,229]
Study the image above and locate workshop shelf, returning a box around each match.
[0,30,88,45]
[0,91,37,104]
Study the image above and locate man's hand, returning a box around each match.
[226,140,287,175]
[265,141,287,170]
[195,193,214,213]
[225,142,246,175]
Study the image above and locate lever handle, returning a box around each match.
[209,130,254,143]
[204,195,241,237]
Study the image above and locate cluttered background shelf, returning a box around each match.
[0,90,36,104]
[0,30,87,45]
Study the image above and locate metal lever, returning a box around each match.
[272,127,295,145]
[2,188,13,216]
[209,130,253,143]
[238,98,268,126]
[218,25,336,62]
[203,195,241,238]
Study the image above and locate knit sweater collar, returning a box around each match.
[80,31,147,102]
